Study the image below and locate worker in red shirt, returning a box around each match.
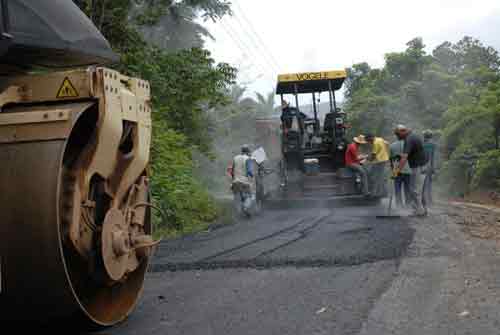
[345,135,370,196]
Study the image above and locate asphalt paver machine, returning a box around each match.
[259,70,368,206]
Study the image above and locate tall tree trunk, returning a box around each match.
[89,0,95,22]
[99,0,107,30]
[496,127,499,150]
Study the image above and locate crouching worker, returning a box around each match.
[345,136,370,196]
[231,145,255,217]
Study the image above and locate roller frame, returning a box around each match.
[0,67,154,326]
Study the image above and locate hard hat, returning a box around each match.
[241,144,251,154]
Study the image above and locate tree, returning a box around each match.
[344,36,500,196]
[433,41,458,74]
[72,0,238,232]
[453,36,500,72]
[345,62,372,99]
[255,91,276,117]
[73,0,231,52]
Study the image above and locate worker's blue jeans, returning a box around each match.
[394,173,411,207]
[234,191,252,214]
[423,172,433,207]
[347,164,369,195]
[409,167,426,215]
[232,182,254,217]
[368,161,388,197]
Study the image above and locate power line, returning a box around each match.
[219,21,248,57]
[221,18,275,78]
[223,17,276,76]
[230,13,279,75]
[219,20,269,78]
[229,12,278,74]
[232,0,281,72]
[214,10,279,91]
[224,21,279,96]
[219,3,279,76]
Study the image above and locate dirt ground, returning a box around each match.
[445,200,500,242]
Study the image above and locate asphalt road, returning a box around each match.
[83,201,500,335]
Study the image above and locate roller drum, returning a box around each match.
[0,110,151,326]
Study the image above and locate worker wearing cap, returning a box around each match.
[422,130,436,207]
[280,100,307,133]
[345,135,370,196]
[395,125,428,216]
[365,133,390,197]
[231,145,255,216]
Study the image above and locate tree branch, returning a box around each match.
[99,0,107,31]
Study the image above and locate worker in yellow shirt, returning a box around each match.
[365,133,390,197]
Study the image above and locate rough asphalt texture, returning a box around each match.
[63,202,500,333]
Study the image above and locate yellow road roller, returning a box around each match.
[0,0,156,326]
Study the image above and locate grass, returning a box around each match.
[152,198,234,240]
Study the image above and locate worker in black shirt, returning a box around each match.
[395,125,428,216]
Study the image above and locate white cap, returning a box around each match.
[395,124,408,131]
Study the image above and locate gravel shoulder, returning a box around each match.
[359,204,500,335]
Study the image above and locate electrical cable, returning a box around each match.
[232,0,281,72]
[230,12,279,74]
[222,18,273,76]
[219,20,269,77]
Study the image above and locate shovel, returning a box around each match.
[376,177,402,219]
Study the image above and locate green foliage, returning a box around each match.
[73,0,236,234]
[136,0,231,24]
[151,117,218,232]
[344,36,500,195]
[438,140,482,196]
[74,0,231,52]
[121,45,236,153]
[472,150,500,189]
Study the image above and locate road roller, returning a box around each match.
[0,0,156,326]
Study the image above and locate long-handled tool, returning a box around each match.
[376,173,402,219]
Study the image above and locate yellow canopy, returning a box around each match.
[276,70,347,94]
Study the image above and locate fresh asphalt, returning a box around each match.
[42,201,500,334]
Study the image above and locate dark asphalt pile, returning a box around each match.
[150,205,415,272]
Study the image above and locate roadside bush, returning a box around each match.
[472,149,500,190]
[437,143,478,197]
[151,117,218,236]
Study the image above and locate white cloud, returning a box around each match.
[204,0,500,97]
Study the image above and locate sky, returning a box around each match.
[203,0,500,103]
